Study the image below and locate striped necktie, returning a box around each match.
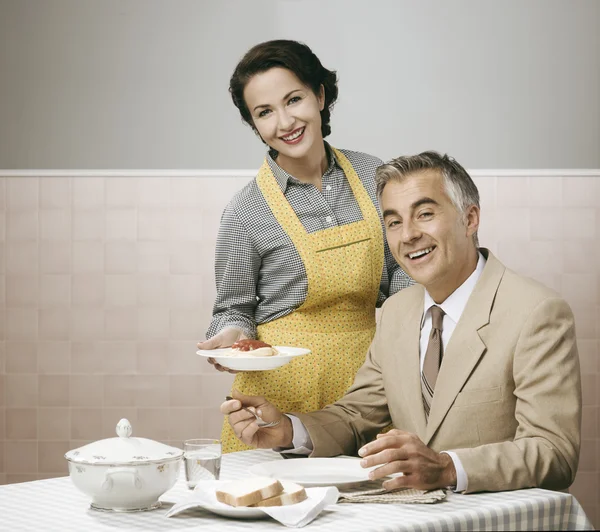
[421,305,445,421]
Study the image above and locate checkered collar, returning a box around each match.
[266,142,338,193]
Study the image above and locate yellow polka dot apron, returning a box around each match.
[222,148,384,452]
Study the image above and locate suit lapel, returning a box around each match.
[392,288,427,439]
[424,250,506,445]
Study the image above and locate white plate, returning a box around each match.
[196,346,311,371]
[249,457,377,488]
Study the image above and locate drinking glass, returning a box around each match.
[183,439,222,489]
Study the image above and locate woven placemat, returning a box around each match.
[338,486,446,504]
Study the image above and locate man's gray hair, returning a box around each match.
[376,151,480,246]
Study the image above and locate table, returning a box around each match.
[0,449,593,531]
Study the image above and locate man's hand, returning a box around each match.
[358,429,457,490]
[220,389,293,449]
[197,327,249,373]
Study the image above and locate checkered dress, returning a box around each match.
[206,143,413,339]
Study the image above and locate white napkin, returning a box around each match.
[166,480,339,528]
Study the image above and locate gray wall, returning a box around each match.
[1,0,598,169]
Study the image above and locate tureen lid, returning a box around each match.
[64,419,183,465]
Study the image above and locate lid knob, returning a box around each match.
[116,419,132,439]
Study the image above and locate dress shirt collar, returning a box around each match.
[267,142,337,193]
[421,251,486,328]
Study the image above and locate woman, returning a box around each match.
[197,40,412,453]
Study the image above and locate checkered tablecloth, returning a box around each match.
[0,449,593,531]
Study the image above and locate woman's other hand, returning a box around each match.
[197,327,249,373]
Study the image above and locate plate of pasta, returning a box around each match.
[197,340,311,371]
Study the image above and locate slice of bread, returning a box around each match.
[216,477,283,507]
[253,481,307,507]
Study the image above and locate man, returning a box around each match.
[221,151,581,493]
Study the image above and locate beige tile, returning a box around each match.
[105,241,137,274]
[0,342,5,373]
[38,341,71,374]
[138,177,169,206]
[38,408,70,440]
[498,240,562,276]
[71,342,104,374]
[528,176,563,207]
[7,211,38,240]
[561,274,597,307]
[103,375,136,407]
[0,274,5,306]
[7,177,38,210]
[6,242,38,274]
[0,309,4,341]
[562,240,599,274]
[39,375,70,407]
[6,474,45,484]
[5,374,38,407]
[6,274,39,307]
[168,341,204,375]
[40,209,71,240]
[563,208,596,240]
[0,441,3,474]
[72,210,105,241]
[169,210,203,242]
[6,408,37,439]
[582,406,597,439]
[38,441,70,474]
[170,178,204,208]
[138,208,168,241]
[136,341,170,375]
[71,408,103,440]
[199,373,235,409]
[104,274,137,307]
[496,177,530,208]
[104,309,137,340]
[135,375,169,407]
[0,178,5,209]
[169,275,202,309]
[137,407,170,441]
[7,308,38,340]
[106,209,137,240]
[40,177,71,208]
[201,407,224,441]
[102,408,138,438]
[4,441,38,473]
[5,342,37,373]
[168,408,204,441]
[40,241,71,274]
[569,471,599,506]
[39,274,70,308]
[70,375,104,407]
[169,309,199,341]
[169,376,204,407]
[137,308,170,340]
[70,308,104,340]
[529,208,563,241]
[137,274,168,307]
[0,409,4,439]
[0,243,5,274]
[582,374,597,405]
[137,241,170,274]
[100,341,137,374]
[106,178,138,208]
[71,273,105,307]
[169,242,203,275]
[562,176,599,208]
[38,308,70,341]
[578,340,599,374]
[72,178,104,208]
[72,241,104,273]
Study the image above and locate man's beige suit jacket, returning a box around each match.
[295,250,582,493]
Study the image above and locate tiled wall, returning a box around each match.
[0,172,598,526]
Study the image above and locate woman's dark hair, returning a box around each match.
[229,40,338,138]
